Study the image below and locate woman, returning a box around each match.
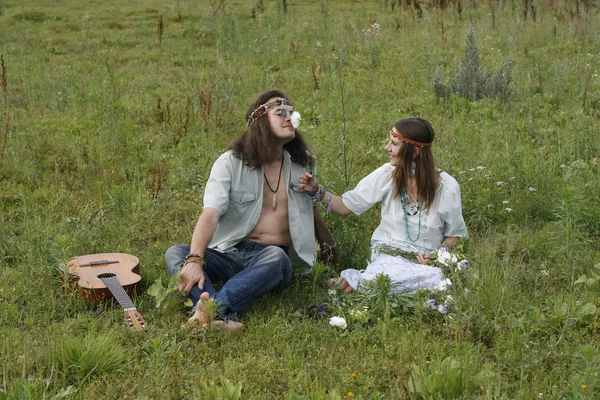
[299,117,467,294]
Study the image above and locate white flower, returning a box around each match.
[541,269,550,276]
[505,208,513,212]
[477,165,486,170]
[436,278,452,291]
[316,41,322,47]
[424,299,438,309]
[437,248,457,266]
[509,176,516,180]
[329,316,347,329]
[445,295,453,302]
[528,187,536,192]
[496,181,505,186]
[457,260,469,270]
[291,111,302,129]
[437,303,449,315]
[503,200,509,204]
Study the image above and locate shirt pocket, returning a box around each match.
[225,191,256,220]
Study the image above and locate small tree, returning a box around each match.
[434,26,512,101]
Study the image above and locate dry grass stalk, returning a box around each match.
[150,162,170,201]
[251,8,258,24]
[0,55,7,94]
[289,40,300,59]
[311,60,322,90]
[199,89,231,133]
[0,110,9,169]
[582,72,591,107]
[156,95,164,122]
[158,15,164,46]
[488,0,496,29]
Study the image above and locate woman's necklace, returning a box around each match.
[263,154,284,211]
[401,190,422,243]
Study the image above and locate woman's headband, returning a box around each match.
[390,128,432,148]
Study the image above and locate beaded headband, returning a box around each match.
[247,98,290,126]
[390,128,432,148]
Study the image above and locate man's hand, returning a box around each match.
[298,172,317,192]
[178,261,205,294]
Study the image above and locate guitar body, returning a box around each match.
[66,253,141,302]
[65,253,147,331]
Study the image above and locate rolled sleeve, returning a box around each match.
[342,164,392,215]
[203,154,232,216]
[438,177,468,238]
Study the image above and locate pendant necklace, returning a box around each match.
[401,190,422,243]
[264,154,284,211]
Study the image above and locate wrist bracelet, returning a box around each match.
[326,193,333,214]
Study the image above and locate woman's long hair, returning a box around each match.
[392,117,439,210]
[228,89,311,167]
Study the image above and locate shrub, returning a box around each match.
[434,26,513,101]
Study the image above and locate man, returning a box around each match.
[165,89,316,330]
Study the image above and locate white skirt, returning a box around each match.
[340,253,444,294]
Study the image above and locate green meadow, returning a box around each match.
[1,0,600,398]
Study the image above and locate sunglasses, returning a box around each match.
[270,107,294,119]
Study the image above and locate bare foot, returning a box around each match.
[327,277,353,293]
[186,293,244,332]
[187,292,212,326]
[207,320,245,332]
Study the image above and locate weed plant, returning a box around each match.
[1,0,600,398]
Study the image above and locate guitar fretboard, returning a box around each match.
[99,275,136,310]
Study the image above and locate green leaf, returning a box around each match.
[578,303,597,316]
[574,275,588,285]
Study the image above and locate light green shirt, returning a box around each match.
[203,150,316,267]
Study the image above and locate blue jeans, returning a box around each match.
[165,241,294,321]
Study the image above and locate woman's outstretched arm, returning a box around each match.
[298,172,352,216]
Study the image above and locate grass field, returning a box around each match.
[1,0,600,398]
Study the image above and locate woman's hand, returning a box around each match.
[416,254,431,265]
[298,172,317,192]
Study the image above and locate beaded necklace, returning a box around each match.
[401,190,422,243]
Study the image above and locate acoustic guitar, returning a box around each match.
[65,253,147,331]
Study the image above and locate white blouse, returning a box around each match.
[341,163,468,254]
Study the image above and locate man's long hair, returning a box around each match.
[392,117,439,210]
[228,89,311,167]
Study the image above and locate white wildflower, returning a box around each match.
[509,176,516,180]
[477,165,486,170]
[541,269,550,276]
[436,278,453,291]
[291,111,302,129]
[496,181,505,186]
[528,187,536,192]
[437,248,458,266]
[329,316,347,329]
[505,208,513,212]
[503,200,509,204]
[437,303,449,315]
[457,260,469,270]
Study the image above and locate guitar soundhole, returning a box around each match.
[97,273,117,279]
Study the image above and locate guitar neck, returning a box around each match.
[99,275,136,310]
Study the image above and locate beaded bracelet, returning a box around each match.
[309,184,326,204]
[307,183,319,197]
[326,193,333,214]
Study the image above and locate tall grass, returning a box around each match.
[0,0,599,398]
